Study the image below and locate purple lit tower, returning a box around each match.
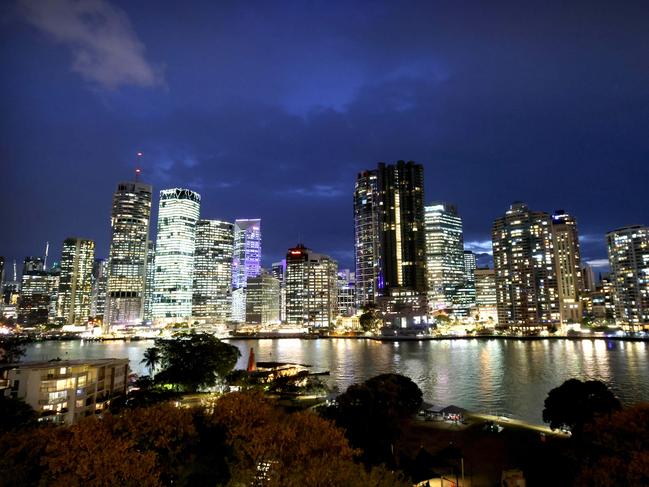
[231,219,262,321]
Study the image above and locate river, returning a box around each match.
[23,337,649,425]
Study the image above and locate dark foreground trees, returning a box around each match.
[322,373,423,466]
[0,391,408,487]
[542,379,621,437]
[147,332,241,392]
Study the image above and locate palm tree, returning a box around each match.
[140,347,160,376]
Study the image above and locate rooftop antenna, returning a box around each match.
[135,151,143,182]
[44,241,49,270]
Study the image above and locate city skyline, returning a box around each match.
[3,1,648,272]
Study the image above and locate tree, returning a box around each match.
[140,347,160,375]
[0,337,30,364]
[359,302,383,332]
[542,379,621,437]
[153,332,241,391]
[0,396,38,432]
[576,404,649,486]
[322,374,423,466]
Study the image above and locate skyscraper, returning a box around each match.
[192,220,234,323]
[231,219,261,322]
[492,202,560,329]
[354,161,426,308]
[424,203,465,313]
[551,210,584,324]
[152,188,201,323]
[285,244,338,328]
[245,272,280,325]
[606,225,649,328]
[105,181,152,328]
[142,240,155,322]
[475,268,498,324]
[57,238,95,325]
[337,269,356,317]
[90,259,108,319]
[18,257,59,326]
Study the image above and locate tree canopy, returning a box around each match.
[150,333,241,392]
[0,396,38,433]
[542,379,621,436]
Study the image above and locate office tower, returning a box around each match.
[57,238,95,325]
[337,269,356,317]
[492,202,560,329]
[152,188,201,323]
[606,225,649,328]
[475,268,498,324]
[245,272,280,325]
[271,260,286,322]
[90,259,108,319]
[285,244,338,328]
[550,211,584,324]
[18,257,59,326]
[424,203,466,313]
[142,240,155,322]
[581,264,596,292]
[192,220,234,323]
[0,257,4,288]
[105,181,152,327]
[354,161,427,308]
[590,273,616,322]
[231,219,262,322]
[464,251,477,284]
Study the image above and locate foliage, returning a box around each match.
[140,347,160,375]
[575,404,649,486]
[0,396,38,432]
[0,337,30,364]
[542,379,621,437]
[322,373,423,466]
[359,302,383,332]
[151,332,241,392]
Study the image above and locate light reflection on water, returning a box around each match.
[24,338,649,425]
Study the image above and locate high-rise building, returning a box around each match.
[18,257,59,326]
[551,211,584,324]
[142,240,155,322]
[192,220,234,323]
[152,188,201,323]
[492,202,560,329]
[231,219,261,322]
[57,238,95,325]
[581,263,596,293]
[285,244,338,328]
[337,269,356,317]
[606,225,649,328]
[464,251,477,284]
[105,181,152,328]
[90,259,108,319]
[475,268,498,324]
[0,257,4,289]
[354,161,426,309]
[424,203,465,313]
[271,260,286,322]
[245,272,280,325]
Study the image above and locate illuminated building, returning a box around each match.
[192,219,234,323]
[105,181,152,328]
[231,219,262,322]
[581,263,596,292]
[464,251,477,284]
[424,203,474,315]
[90,259,108,319]
[606,225,649,328]
[475,268,498,324]
[589,273,616,322]
[354,161,427,309]
[492,202,560,329]
[0,257,4,288]
[2,359,128,425]
[271,260,286,322]
[17,257,59,326]
[551,211,584,324]
[57,238,95,325]
[245,272,280,324]
[152,188,201,323]
[337,269,356,316]
[285,244,338,327]
[142,240,155,322]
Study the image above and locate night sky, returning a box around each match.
[2,0,648,273]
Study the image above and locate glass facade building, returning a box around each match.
[231,219,261,322]
[152,188,201,323]
[57,237,95,325]
[551,211,584,324]
[245,272,280,325]
[192,219,234,323]
[105,181,152,328]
